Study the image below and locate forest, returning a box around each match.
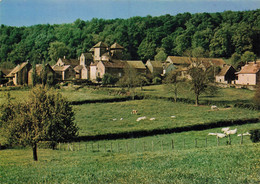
[0,9,259,68]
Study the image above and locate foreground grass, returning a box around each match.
[1,143,259,183]
[74,99,259,136]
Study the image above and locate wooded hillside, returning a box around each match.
[0,9,259,67]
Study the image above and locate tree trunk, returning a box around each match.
[32,143,38,161]
[195,94,199,106]
[174,87,177,102]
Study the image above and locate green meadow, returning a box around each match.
[1,124,259,184]
[0,84,259,183]
[74,99,259,136]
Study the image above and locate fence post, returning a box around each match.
[152,141,154,152]
[171,139,174,150]
[240,134,243,145]
[161,140,163,151]
[126,142,128,153]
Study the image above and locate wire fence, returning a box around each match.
[57,134,249,153]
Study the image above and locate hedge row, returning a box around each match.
[74,118,260,142]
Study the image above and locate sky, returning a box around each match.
[0,0,259,27]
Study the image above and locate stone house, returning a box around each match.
[126,61,146,74]
[235,61,260,86]
[52,65,76,81]
[28,64,56,85]
[6,62,31,85]
[215,65,237,84]
[146,59,163,76]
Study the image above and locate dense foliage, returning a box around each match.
[0,10,259,66]
[250,129,260,143]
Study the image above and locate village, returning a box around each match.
[1,41,260,89]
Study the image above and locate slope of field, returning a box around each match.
[1,124,259,184]
[74,99,259,136]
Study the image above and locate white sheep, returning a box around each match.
[211,105,219,111]
[171,116,176,118]
[120,118,123,121]
[112,118,117,121]
[136,116,146,122]
[216,133,226,138]
[150,118,156,121]
[238,132,251,136]
[208,133,218,136]
[226,128,237,135]
[221,127,230,133]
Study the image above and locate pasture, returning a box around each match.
[74,99,259,136]
[0,85,259,183]
[0,123,259,183]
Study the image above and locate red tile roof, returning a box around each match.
[236,62,260,74]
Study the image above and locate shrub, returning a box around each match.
[152,77,162,85]
[249,129,260,143]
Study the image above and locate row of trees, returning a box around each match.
[0,9,259,68]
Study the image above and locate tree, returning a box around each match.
[154,48,167,62]
[241,51,257,63]
[164,71,182,102]
[187,48,214,106]
[117,65,147,98]
[102,73,119,85]
[253,82,260,108]
[48,41,70,63]
[230,52,241,69]
[0,86,78,161]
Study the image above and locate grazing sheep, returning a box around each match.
[226,128,237,135]
[216,133,226,138]
[238,132,251,136]
[131,110,138,114]
[136,116,146,122]
[221,127,230,133]
[211,105,219,111]
[150,118,155,121]
[112,118,117,121]
[208,133,218,136]
[171,116,176,118]
[120,118,123,120]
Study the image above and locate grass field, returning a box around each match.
[1,123,259,183]
[74,99,259,136]
[0,85,259,183]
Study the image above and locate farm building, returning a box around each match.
[216,65,237,84]
[235,61,260,86]
[146,59,163,76]
[6,62,31,86]
[28,64,56,85]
